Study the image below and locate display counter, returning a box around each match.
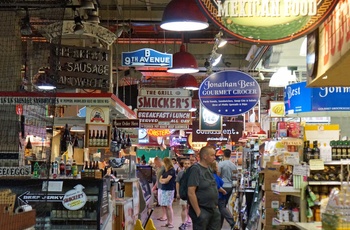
[0,178,111,230]
[295,222,322,230]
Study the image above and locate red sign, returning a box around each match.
[137,96,191,110]
[138,111,191,129]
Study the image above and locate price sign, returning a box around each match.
[309,159,325,170]
[293,164,310,177]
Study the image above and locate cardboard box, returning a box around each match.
[263,171,280,191]
[263,191,286,208]
[264,208,277,225]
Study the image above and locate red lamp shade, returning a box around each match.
[161,0,209,32]
[168,44,199,74]
[176,74,199,90]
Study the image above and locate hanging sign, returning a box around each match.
[137,96,191,110]
[86,107,110,125]
[284,82,312,115]
[199,70,260,116]
[199,104,222,131]
[192,121,243,142]
[195,0,337,44]
[122,48,172,67]
[62,184,87,210]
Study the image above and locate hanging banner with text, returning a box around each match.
[192,121,243,143]
[138,111,191,129]
[199,70,261,116]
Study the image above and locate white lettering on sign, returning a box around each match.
[286,86,301,100]
[217,0,317,17]
[0,97,57,105]
[318,87,350,97]
[137,111,191,119]
[137,96,191,110]
[58,76,109,89]
[54,46,109,61]
[0,166,31,176]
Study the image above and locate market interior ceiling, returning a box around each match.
[18,0,307,95]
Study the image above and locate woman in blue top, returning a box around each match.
[210,161,227,199]
[159,157,176,228]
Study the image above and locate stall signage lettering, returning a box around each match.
[138,111,191,128]
[0,166,30,176]
[122,48,172,67]
[0,97,57,105]
[115,119,140,128]
[62,184,87,210]
[18,191,64,204]
[137,96,191,110]
[196,0,337,44]
[192,121,243,142]
[139,88,190,97]
[51,45,110,90]
[199,70,260,116]
[57,98,110,105]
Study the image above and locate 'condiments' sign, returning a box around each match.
[51,45,110,90]
[196,0,337,44]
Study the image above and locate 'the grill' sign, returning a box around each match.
[199,70,261,116]
[62,184,87,211]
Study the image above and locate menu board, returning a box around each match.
[100,179,109,225]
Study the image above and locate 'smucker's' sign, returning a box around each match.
[196,0,337,44]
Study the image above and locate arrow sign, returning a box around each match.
[18,191,64,204]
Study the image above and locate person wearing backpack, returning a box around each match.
[187,146,221,230]
[176,159,191,230]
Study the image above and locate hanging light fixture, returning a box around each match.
[80,0,95,9]
[167,44,199,74]
[189,101,197,112]
[33,68,56,91]
[215,31,227,48]
[20,9,32,36]
[73,11,84,35]
[86,8,100,24]
[161,0,209,31]
[175,74,199,90]
[269,67,297,87]
[210,51,222,67]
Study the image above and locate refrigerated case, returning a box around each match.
[0,178,111,230]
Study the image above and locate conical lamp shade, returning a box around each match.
[168,45,199,74]
[175,74,198,90]
[161,0,209,31]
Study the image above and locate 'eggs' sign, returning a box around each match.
[199,71,261,116]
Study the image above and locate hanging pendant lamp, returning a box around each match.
[175,74,199,90]
[168,44,199,74]
[161,0,209,31]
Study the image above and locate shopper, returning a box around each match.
[187,146,221,230]
[218,149,237,228]
[211,160,235,229]
[159,157,176,228]
[176,159,191,230]
[189,155,197,165]
[152,157,166,220]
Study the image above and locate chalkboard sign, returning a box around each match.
[100,179,109,225]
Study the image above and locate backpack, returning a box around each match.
[179,163,200,201]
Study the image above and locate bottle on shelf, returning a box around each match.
[336,140,342,160]
[25,137,33,158]
[88,130,92,147]
[33,161,40,178]
[59,159,65,176]
[103,130,108,147]
[72,160,78,178]
[330,140,337,161]
[346,140,350,159]
[65,160,72,177]
[341,140,348,159]
[305,141,312,163]
[92,130,96,146]
[95,130,100,147]
[313,140,320,159]
[52,161,58,179]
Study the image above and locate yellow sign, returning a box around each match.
[147,129,171,137]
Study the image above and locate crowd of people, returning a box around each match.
[150,146,237,230]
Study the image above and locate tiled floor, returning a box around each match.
[150,200,232,230]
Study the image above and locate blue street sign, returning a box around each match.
[122,48,172,67]
[198,70,261,116]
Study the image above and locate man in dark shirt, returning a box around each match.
[187,146,221,230]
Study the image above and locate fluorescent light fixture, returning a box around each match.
[211,52,222,66]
